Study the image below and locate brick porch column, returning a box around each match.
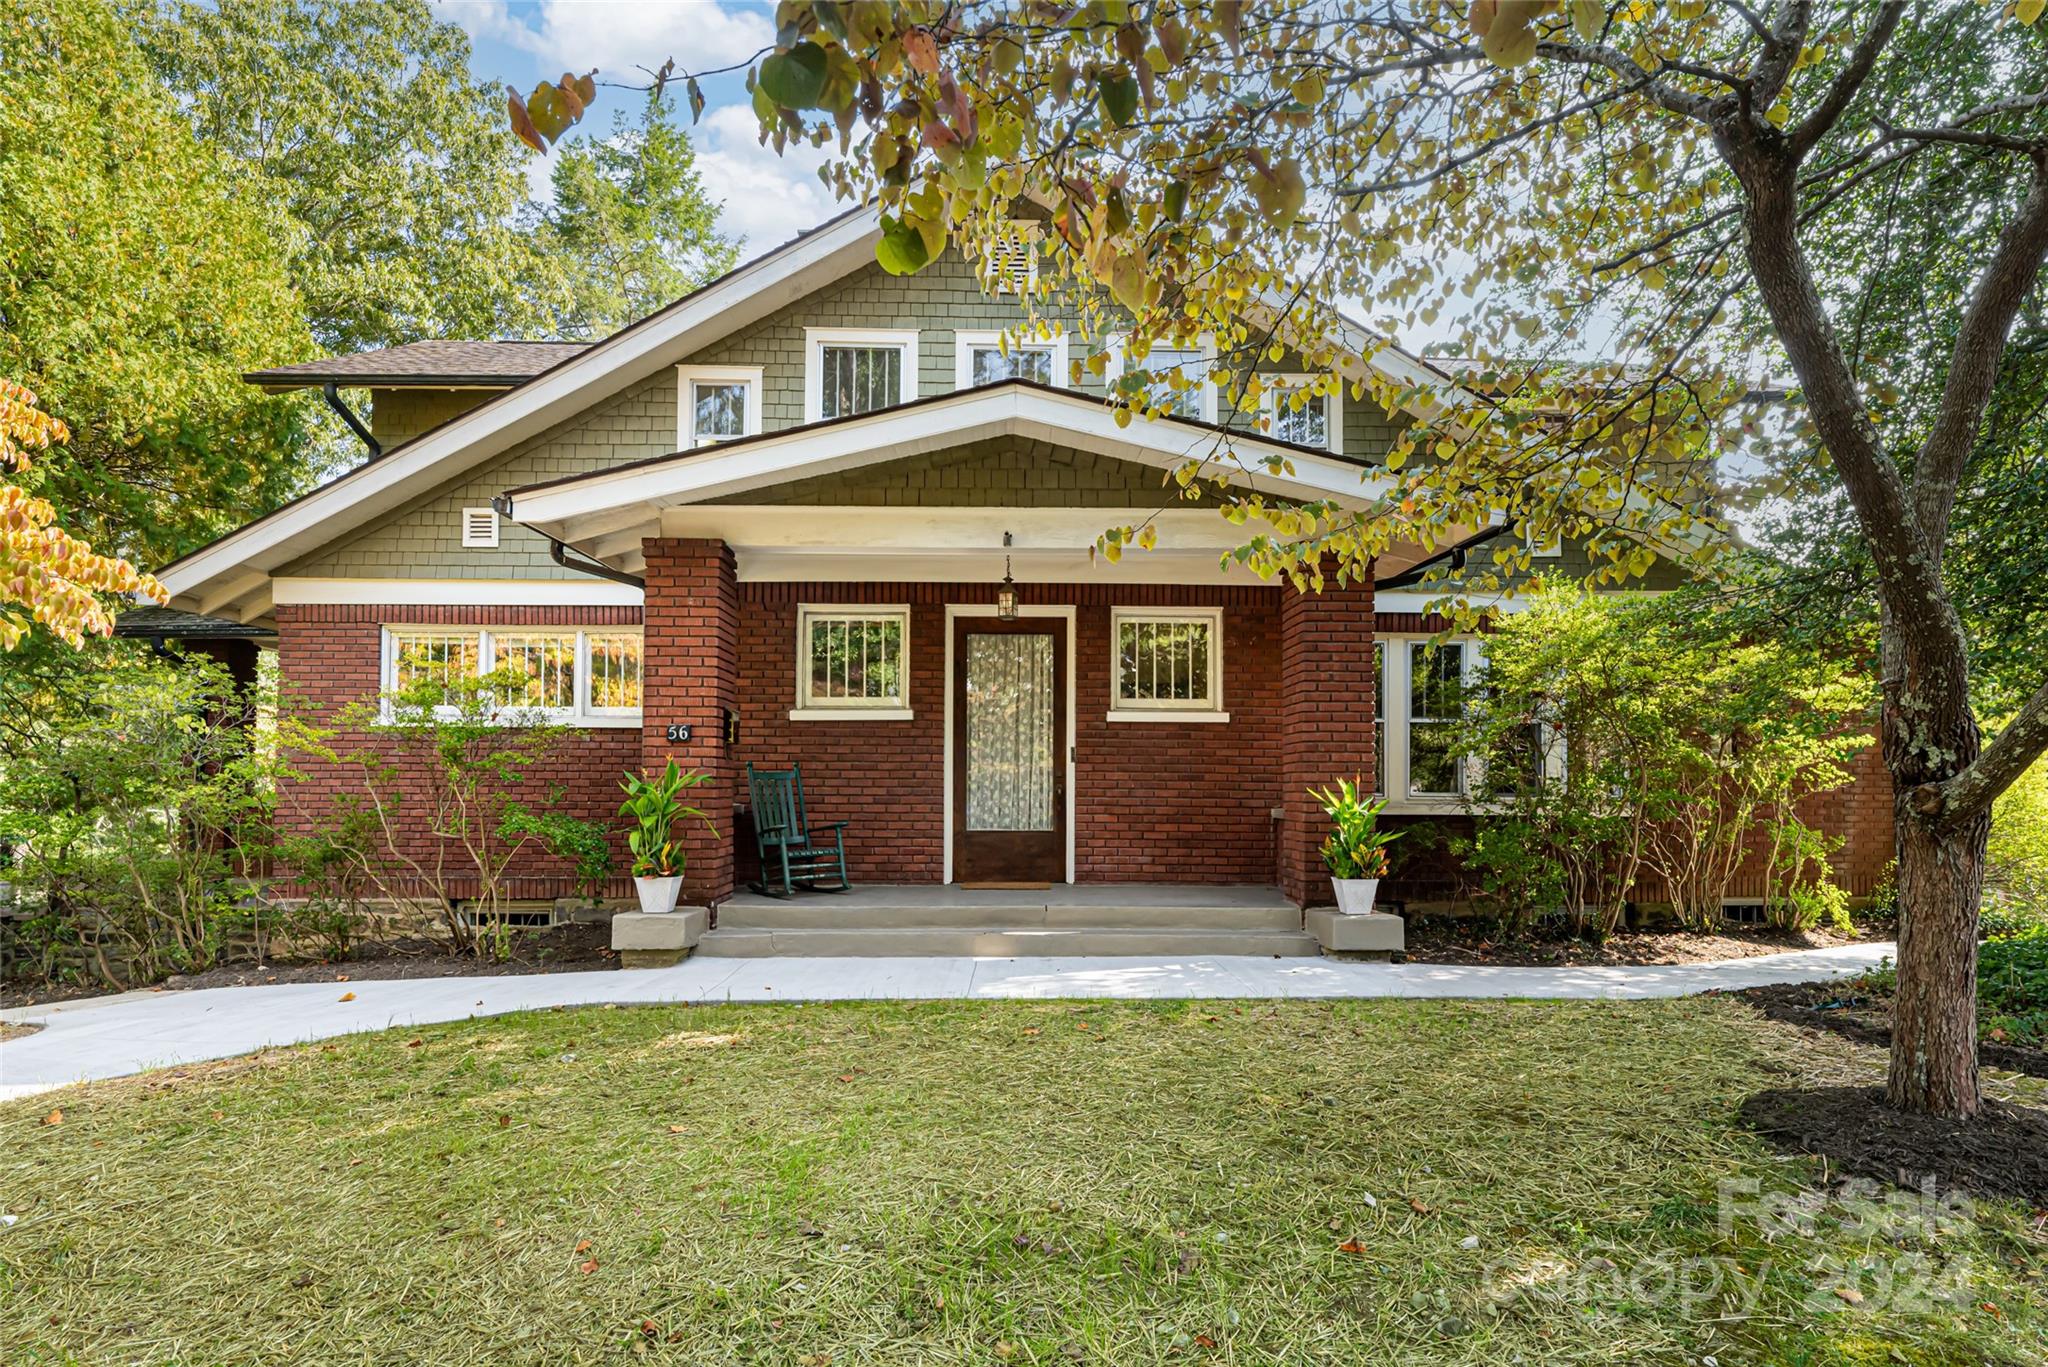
[1278,574,1378,908]
[641,538,739,905]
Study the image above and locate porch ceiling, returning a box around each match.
[503,381,1478,583]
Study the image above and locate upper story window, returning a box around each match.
[1261,375,1342,452]
[805,328,919,424]
[676,365,762,448]
[382,626,642,727]
[1107,335,1216,423]
[1108,607,1228,722]
[955,330,1069,389]
[793,605,912,720]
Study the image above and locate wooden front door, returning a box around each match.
[952,617,1065,884]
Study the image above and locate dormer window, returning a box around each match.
[1260,375,1342,452]
[805,329,919,424]
[1106,335,1217,422]
[676,365,762,448]
[955,331,1069,389]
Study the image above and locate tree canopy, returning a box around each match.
[1,0,315,566]
[135,0,738,347]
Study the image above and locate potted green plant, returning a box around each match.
[618,761,715,914]
[1309,778,1400,915]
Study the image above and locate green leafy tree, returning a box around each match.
[136,0,737,347]
[1,0,314,564]
[518,0,2048,1119]
[537,92,741,338]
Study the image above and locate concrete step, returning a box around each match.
[716,901,1302,932]
[695,926,1322,958]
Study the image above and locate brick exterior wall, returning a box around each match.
[273,602,642,899]
[640,540,741,904]
[1277,575,1380,906]
[270,575,1894,916]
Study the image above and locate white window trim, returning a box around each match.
[675,364,763,449]
[379,625,643,728]
[1375,633,1568,813]
[1107,606,1228,721]
[792,603,913,719]
[1103,333,1218,424]
[1259,373,1343,454]
[803,327,920,425]
[953,329,1070,391]
[459,507,499,548]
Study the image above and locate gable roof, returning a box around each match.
[157,205,882,619]
[159,204,1467,621]
[246,340,591,391]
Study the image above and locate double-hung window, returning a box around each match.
[1108,607,1228,722]
[805,329,919,424]
[954,330,1068,389]
[1260,374,1342,452]
[676,365,762,448]
[793,605,912,720]
[1406,641,1468,797]
[381,626,643,727]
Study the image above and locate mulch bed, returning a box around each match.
[1399,920,1864,967]
[0,1021,43,1043]
[1741,1085,2048,1207]
[0,922,618,1008]
[1733,978,2048,1079]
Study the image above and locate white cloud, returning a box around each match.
[436,0,774,84]
[691,104,841,253]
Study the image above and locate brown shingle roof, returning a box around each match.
[245,340,591,390]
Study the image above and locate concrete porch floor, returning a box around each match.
[706,883,1318,957]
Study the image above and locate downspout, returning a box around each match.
[322,381,381,459]
[491,495,646,590]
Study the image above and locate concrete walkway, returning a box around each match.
[0,942,1894,1102]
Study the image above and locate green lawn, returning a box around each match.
[4,998,2043,1365]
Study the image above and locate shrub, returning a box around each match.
[0,647,271,988]
[1457,583,1871,934]
[1978,925,2048,1046]
[280,668,583,958]
[1988,755,2048,931]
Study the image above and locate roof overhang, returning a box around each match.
[155,206,882,621]
[503,381,1468,583]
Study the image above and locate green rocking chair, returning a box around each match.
[745,763,853,897]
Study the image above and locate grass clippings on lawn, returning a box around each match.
[4,998,2044,1366]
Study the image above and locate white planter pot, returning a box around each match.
[1332,878,1381,916]
[634,875,683,915]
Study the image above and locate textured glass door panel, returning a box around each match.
[965,632,1055,831]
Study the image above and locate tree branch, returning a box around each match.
[1912,156,2048,556]
[1786,1,1906,159]
[1913,671,2048,824]
[1748,0,1813,115]
[1535,40,1716,122]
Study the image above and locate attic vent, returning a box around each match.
[980,231,1039,296]
[460,507,499,549]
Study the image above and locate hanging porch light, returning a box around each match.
[996,532,1019,619]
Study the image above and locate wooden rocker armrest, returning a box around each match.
[815,821,850,833]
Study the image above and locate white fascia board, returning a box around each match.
[511,387,1396,536]
[158,207,885,601]
[272,577,644,607]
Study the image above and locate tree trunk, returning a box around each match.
[1886,795,1989,1115]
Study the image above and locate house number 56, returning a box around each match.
[664,724,693,743]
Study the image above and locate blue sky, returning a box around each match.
[432,0,839,252]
